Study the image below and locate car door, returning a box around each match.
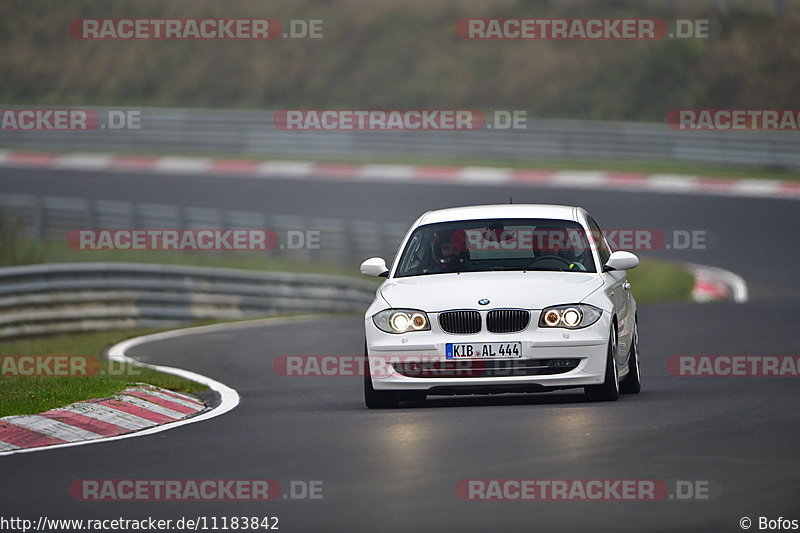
[587,217,632,364]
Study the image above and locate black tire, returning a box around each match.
[364,343,399,409]
[584,326,620,402]
[619,322,641,394]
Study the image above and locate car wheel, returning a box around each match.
[364,342,399,409]
[619,321,641,394]
[584,326,620,402]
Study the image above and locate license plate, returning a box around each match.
[446,342,522,360]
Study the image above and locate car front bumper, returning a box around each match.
[365,311,612,394]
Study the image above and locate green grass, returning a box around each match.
[0,329,206,417]
[627,258,695,304]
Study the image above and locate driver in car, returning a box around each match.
[432,230,469,272]
[533,228,587,271]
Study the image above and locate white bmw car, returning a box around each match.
[360,204,641,408]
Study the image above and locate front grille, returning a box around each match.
[486,309,530,333]
[439,310,481,334]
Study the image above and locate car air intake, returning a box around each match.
[439,310,481,334]
[486,309,530,333]
[392,358,580,378]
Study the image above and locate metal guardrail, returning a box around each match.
[0,193,409,266]
[1,106,798,169]
[0,262,377,338]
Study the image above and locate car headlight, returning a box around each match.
[373,309,431,334]
[539,304,602,329]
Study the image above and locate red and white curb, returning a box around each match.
[688,263,748,303]
[1,149,799,200]
[0,385,206,453]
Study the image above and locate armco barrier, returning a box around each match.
[0,107,798,169]
[0,262,377,338]
[0,192,410,266]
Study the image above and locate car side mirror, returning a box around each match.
[360,257,390,277]
[604,251,639,271]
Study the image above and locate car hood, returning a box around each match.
[379,271,604,312]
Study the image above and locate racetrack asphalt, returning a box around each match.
[0,166,798,532]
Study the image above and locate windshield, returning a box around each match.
[394,218,597,277]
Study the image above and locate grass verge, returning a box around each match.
[627,258,695,304]
[0,329,206,418]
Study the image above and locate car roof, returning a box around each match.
[417,204,582,226]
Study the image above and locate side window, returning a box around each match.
[586,217,611,266]
[397,230,425,275]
